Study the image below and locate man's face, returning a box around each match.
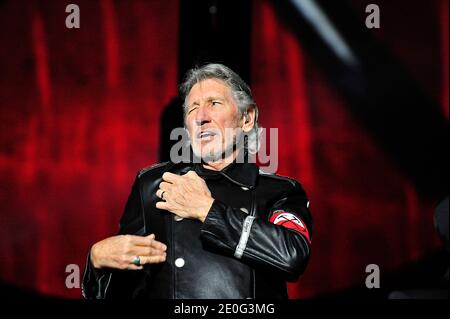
[185,79,243,163]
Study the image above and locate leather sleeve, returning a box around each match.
[81,251,112,299]
[81,174,147,299]
[200,181,312,282]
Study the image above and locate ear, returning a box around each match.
[242,107,256,133]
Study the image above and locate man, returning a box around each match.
[82,63,313,299]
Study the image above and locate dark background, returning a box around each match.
[0,0,448,299]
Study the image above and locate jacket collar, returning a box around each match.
[193,161,258,189]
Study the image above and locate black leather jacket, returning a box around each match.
[82,161,313,299]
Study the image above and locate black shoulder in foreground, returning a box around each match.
[258,169,300,188]
[137,161,173,179]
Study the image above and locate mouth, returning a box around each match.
[197,130,217,141]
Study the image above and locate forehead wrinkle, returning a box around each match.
[188,90,229,103]
[188,79,232,101]
[185,79,241,121]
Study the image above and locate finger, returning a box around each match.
[159,181,172,190]
[150,238,167,252]
[156,201,171,211]
[184,170,199,178]
[156,189,166,199]
[131,234,168,253]
[118,255,144,270]
[132,237,167,253]
[128,234,155,246]
[125,264,144,270]
[161,190,172,202]
[162,172,182,183]
[140,254,166,265]
[132,245,166,256]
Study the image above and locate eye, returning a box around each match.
[187,104,199,114]
[212,101,222,106]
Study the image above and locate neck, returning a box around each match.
[202,150,238,171]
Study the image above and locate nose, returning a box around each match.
[195,105,211,126]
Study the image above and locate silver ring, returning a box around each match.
[132,256,141,266]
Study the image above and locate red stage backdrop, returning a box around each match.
[250,0,447,298]
[0,0,178,298]
[0,0,447,299]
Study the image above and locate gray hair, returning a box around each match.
[179,63,260,154]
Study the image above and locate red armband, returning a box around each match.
[269,210,311,244]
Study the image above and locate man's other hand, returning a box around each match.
[90,234,167,270]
